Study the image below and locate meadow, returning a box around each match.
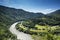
[16,21,60,40]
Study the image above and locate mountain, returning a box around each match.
[0,5,60,27]
[0,5,60,40]
[0,5,47,26]
[31,9,60,26]
[47,9,60,21]
[0,5,45,19]
[0,5,45,40]
[0,5,45,26]
[46,9,60,25]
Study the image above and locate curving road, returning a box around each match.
[9,22,33,40]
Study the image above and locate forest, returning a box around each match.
[0,5,60,40]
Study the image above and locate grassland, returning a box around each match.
[16,21,60,40]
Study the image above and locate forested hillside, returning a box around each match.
[0,5,45,40]
[0,5,60,40]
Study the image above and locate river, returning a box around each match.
[9,22,33,40]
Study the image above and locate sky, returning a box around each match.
[0,0,60,14]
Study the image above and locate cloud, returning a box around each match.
[40,9,56,14]
[20,8,56,14]
[27,9,56,14]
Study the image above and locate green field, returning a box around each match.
[16,21,60,40]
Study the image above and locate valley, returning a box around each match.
[16,21,60,40]
[0,5,60,40]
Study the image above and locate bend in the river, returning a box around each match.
[9,22,33,40]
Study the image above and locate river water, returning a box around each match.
[9,22,33,40]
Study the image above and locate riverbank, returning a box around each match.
[9,22,33,40]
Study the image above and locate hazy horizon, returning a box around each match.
[0,0,60,14]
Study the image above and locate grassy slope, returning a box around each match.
[16,22,60,40]
[0,5,60,40]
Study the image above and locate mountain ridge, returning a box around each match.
[0,5,60,26]
[0,5,60,40]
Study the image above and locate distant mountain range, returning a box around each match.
[47,9,60,21]
[0,5,60,26]
[0,5,60,40]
